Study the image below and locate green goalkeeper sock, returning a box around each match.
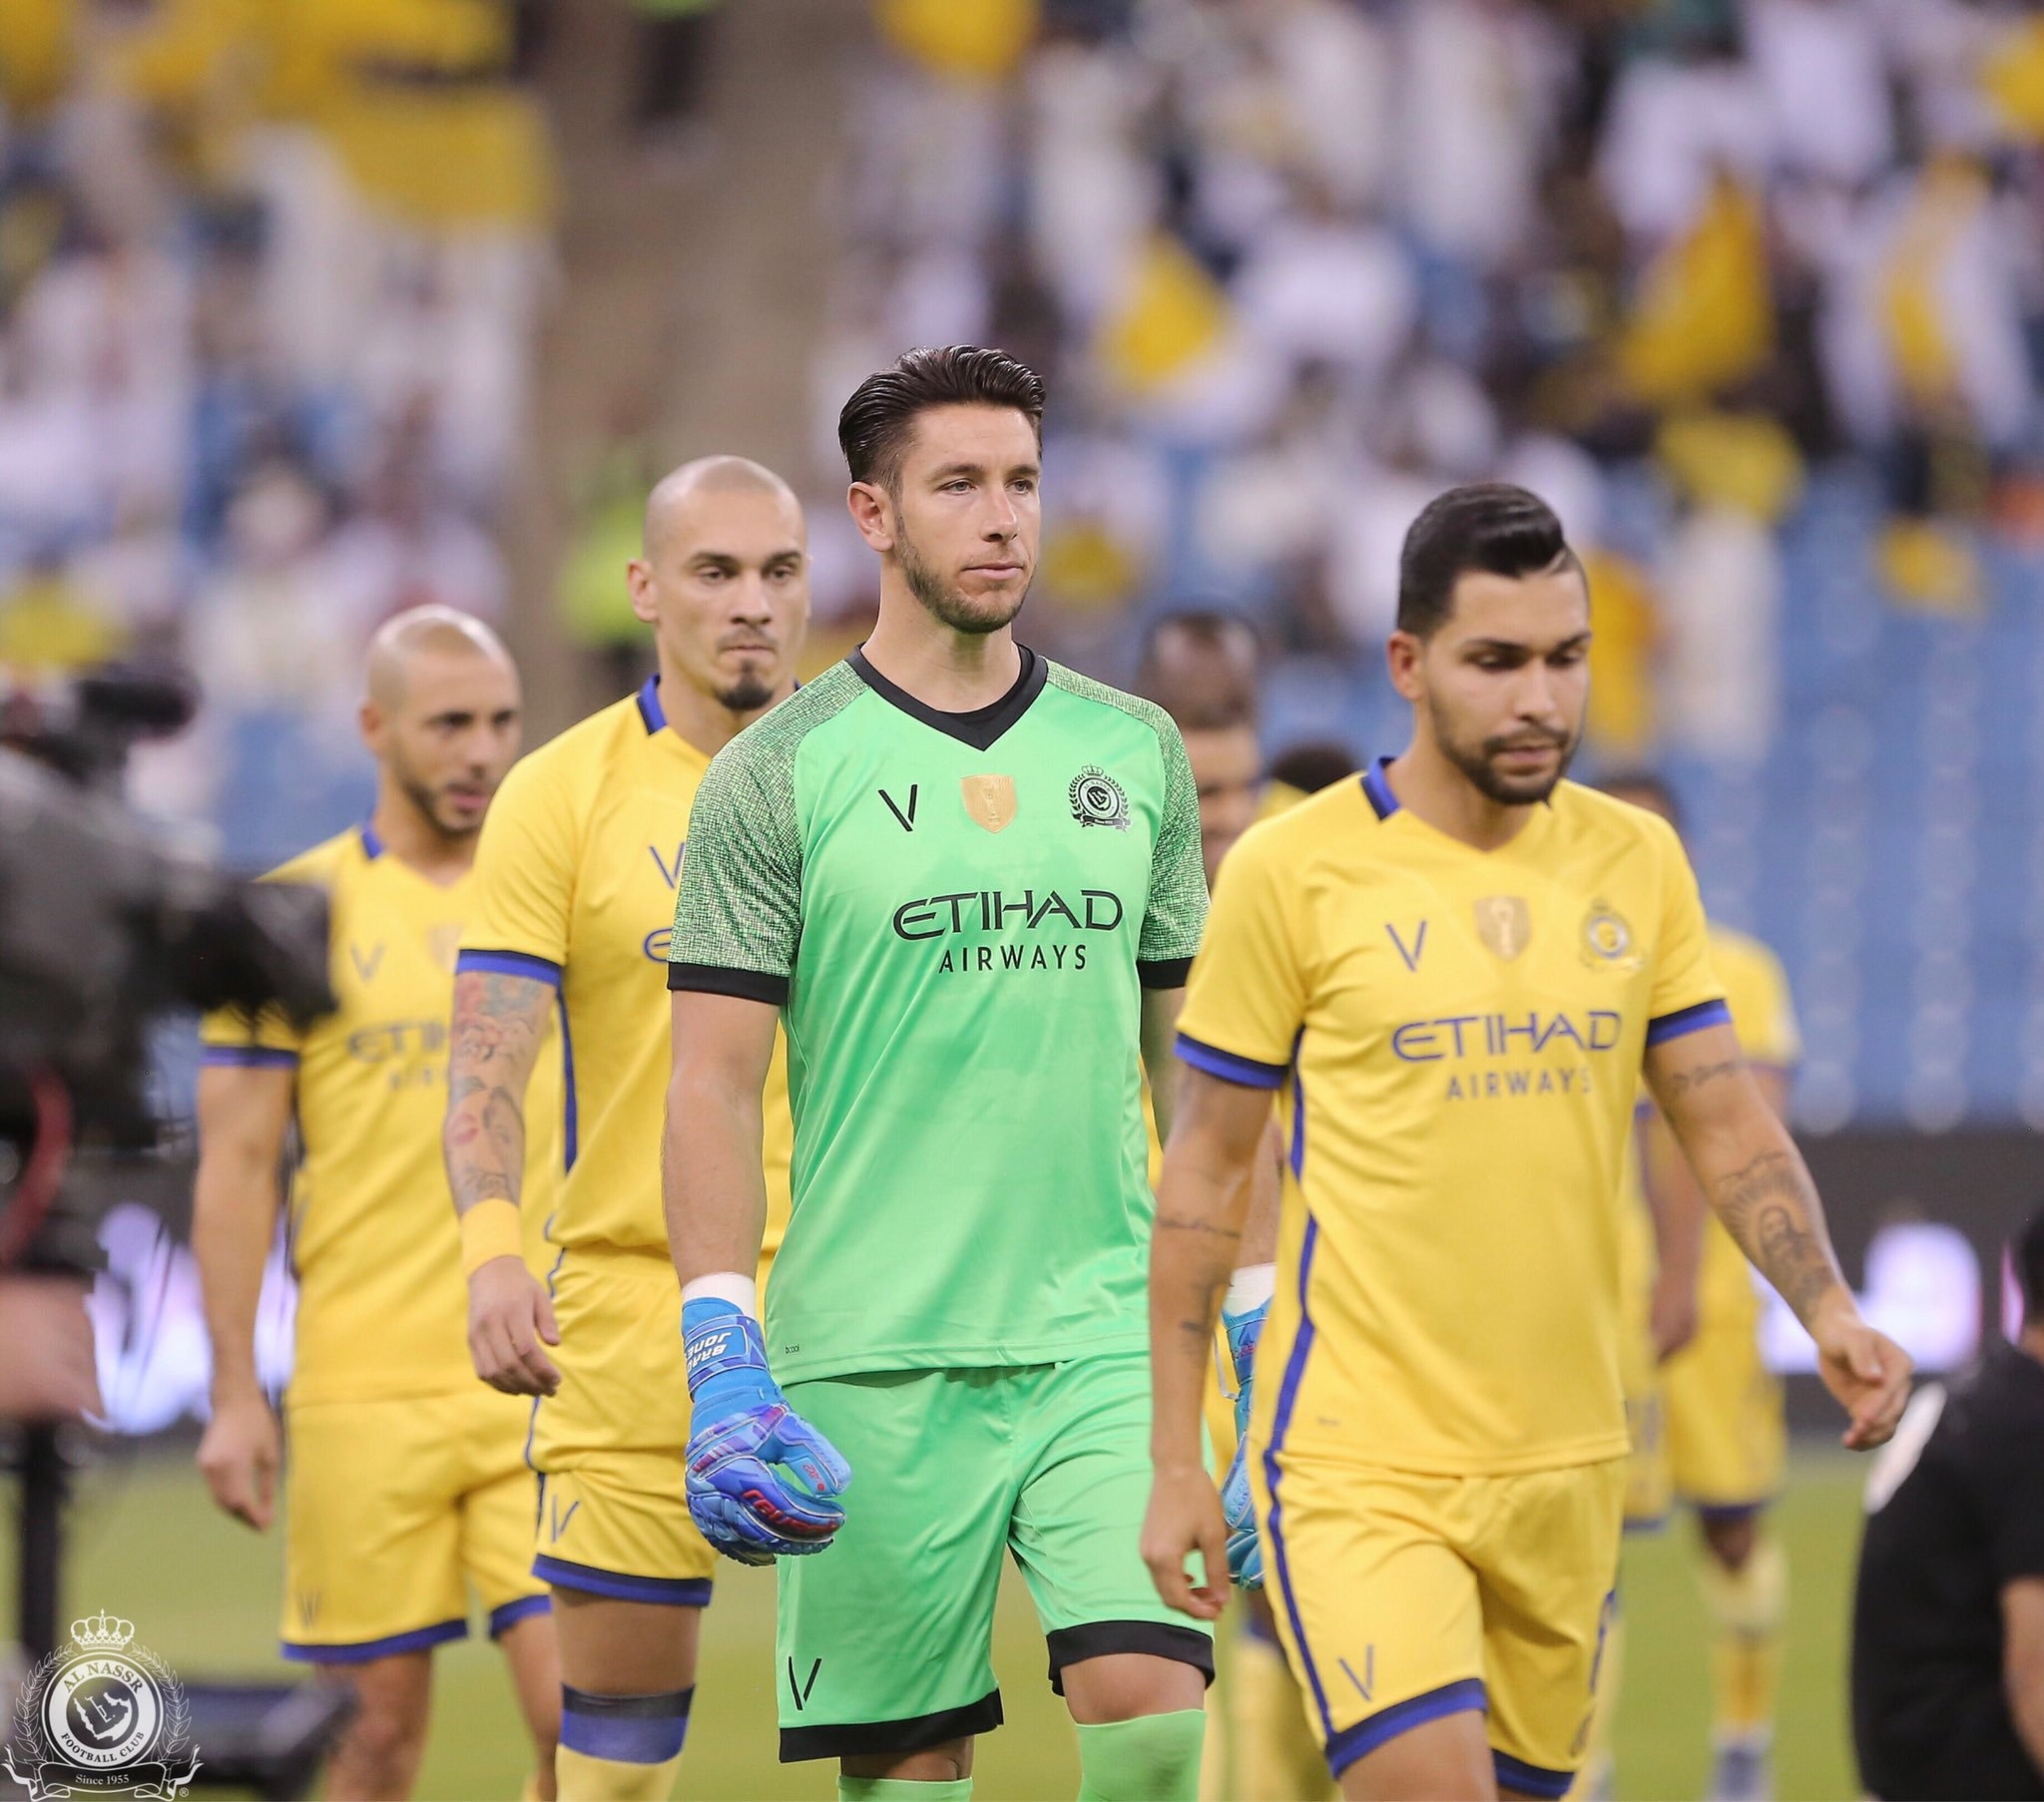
[836,1780,972,1802]
[1075,1710,1205,1802]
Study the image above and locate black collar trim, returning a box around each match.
[847,645,1047,751]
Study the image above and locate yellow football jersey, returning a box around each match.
[200,825,562,1405]
[1178,761,1726,1476]
[457,677,793,1259]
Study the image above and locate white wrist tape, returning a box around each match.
[682,1271,759,1314]
[1225,1262,1277,1316]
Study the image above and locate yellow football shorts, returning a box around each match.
[280,1387,547,1661]
[1253,1449,1626,1798]
[1622,1224,1784,1525]
[528,1243,717,1602]
[1660,1277,1786,1515]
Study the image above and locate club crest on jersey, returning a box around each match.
[1069,766,1129,831]
[1472,895,1531,961]
[960,774,1018,834]
[1580,899,1644,974]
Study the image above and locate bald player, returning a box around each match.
[444,458,807,1801]
[196,607,561,1802]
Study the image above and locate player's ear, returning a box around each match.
[626,558,659,628]
[357,695,386,758]
[1385,630,1425,702]
[845,480,895,554]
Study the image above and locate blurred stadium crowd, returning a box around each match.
[5,0,2044,1124]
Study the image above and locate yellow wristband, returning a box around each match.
[460,1200,524,1277]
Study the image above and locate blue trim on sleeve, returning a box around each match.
[359,823,384,860]
[1264,1214,1332,1742]
[1177,1034,1289,1090]
[1645,998,1732,1047]
[1325,1679,1487,1777]
[487,1593,551,1638]
[1493,1749,1574,1799]
[532,1556,713,1608]
[637,675,666,734]
[557,993,579,1170]
[200,1046,298,1069]
[1360,757,1399,820]
[281,1617,466,1663]
[455,948,565,988]
[1287,1029,1306,1180]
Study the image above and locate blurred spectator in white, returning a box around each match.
[1396,0,1565,272]
[1746,0,1894,189]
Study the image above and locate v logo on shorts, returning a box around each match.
[787,1657,821,1711]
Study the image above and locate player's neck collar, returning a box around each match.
[1360,756,1399,820]
[359,821,385,859]
[636,674,666,733]
[847,644,1047,751]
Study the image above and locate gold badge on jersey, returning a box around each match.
[960,774,1018,833]
[1473,895,1531,961]
[1580,899,1644,974]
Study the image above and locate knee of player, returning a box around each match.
[335,1682,433,1771]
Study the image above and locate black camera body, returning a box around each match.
[0,669,334,1273]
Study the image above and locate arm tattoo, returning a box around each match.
[1662,1057,1743,1099]
[445,972,551,1217]
[1709,1147,1841,1321]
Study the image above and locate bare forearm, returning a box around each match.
[1643,1113,1707,1293]
[1237,1121,1283,1268]
[444,972,547,1217]
[1142,989,1184,1142]
[1150,1154,1249,1469]
[663,1073,768,1285]
[192,1157,277,1402]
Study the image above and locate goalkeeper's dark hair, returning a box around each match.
[1397,483,1580,640]
[2019,1202,2044,1326]
[837,346,1046,493]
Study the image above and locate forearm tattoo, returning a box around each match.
[1709,1146,1842,1322]
[445,973,548,1216]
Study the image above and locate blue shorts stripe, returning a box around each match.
[1263,1213,1332,1741]
[488,1594,551,1637]
[457,948,565,988]
[281,1618,466,1663]
[201,1045,298,1068]
[561,1685,692,1764]
[1325,1678,1487,1776]
[1176,1033,1288,1089]
[1493,1748,1574,1798]
[533,1556,712,1607]
[1645,998,1731,1046]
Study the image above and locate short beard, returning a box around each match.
[897,515,1026,637]
[1430,696,1577,806]
[396,769,482,845]
[714,673,775,714]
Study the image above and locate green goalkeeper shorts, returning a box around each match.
[774,1348,1215,1760]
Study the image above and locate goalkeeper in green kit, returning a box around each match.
[663,347,1261,1801]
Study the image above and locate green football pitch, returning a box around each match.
[3,1444,1869,1800]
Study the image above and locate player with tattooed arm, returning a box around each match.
[1142,484,1912,1802]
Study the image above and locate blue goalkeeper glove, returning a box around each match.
[1220,1298,1268,1588]
[682,1298,851,1565]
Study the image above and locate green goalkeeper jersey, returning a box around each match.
[668,648,1208,1382]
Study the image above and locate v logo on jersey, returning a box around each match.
[1385,921,1427,972]
[879,785,918,832]
[296,1588,322,1627]
[960,774,1017,833]
[348,943,384,984]
[648,841,687,889]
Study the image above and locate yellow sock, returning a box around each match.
[1699,1532,1787,1743]
[521,1773,546,1802]
[1231,1618,1334,1801]
[554,1745,682,1802]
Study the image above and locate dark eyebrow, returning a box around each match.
[1464,633,1593,656]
